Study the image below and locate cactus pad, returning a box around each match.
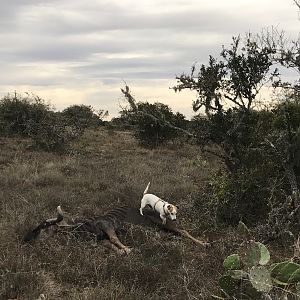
[223,254,241,270]
[249,265,272,293]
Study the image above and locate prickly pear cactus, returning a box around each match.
[257,242,270,266]
[249,265,272,293]
[237,221,251,239]
[218,225,274,298]
[239,240,270,267]
[223,254,240,270]
[218,274,239,296]
[217,221,300,299]
[239,240,261,267]
[271,261,300,285]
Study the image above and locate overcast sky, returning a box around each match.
[1,0,299,118]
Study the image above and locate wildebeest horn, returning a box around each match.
[45,206,64,224]
[23,206,64,242]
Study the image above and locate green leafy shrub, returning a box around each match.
[62,105,108,131]
[0,93,51,136]
[188,70,300,233]
[121,101,187,147]
[0,93,83,152]
[26,112,81,152]
[175,34,300,238]
[108,116,136,131]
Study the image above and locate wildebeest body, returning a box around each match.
[24,206,207,252]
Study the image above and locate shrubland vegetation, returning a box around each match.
[1,127,223,299]
[118,98,187,147]
[62,104,108,130]
[0,93,107,152]
[1,3,300,299]
[118,29,300,299]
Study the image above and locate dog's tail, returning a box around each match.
[143,182,151,195]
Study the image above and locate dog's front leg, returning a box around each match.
[140,198,147,215]
[160,214,167,224]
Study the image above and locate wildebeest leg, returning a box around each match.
[176,229,209,246]
[100,239,124,254]
[145,215,209,246]
[105,228,131,254]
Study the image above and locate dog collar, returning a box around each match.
[153,199,169,216]
[163,203,169,216]
[153,199,162,211]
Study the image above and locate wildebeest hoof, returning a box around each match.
[121,247,132,255]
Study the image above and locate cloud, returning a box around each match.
[0,0,299,118]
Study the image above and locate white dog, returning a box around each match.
[140,182,178,224]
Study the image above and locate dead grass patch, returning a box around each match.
[0,128,278,299]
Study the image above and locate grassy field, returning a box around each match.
[0,128,292,300]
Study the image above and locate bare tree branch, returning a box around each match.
[294,0,300,10]
[120,85,138,111]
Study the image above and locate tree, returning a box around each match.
[173,35,276,172]
[255,22,300,233]
[174,32,300,231]
[174,35,275,115]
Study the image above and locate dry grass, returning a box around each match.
[0,128,283,300]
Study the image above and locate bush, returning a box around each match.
[174,34,300,238]
[271,100,300,176]
[0,93,83,152]
[190,108,275,172]
[108,117,135,131]
[0,93,51,136]
[26,112,81,152]
[192,99,300,236]
[121,102,187,147]
[62,105,108,131]
[204,169,283,226]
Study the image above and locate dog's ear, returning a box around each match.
[175,205,179,210]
